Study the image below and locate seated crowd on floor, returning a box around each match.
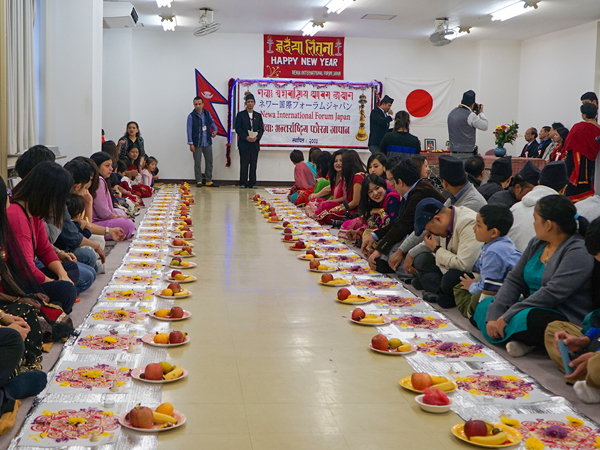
[0,131,162,422]
[287,92,600,405]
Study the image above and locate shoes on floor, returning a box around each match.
[506,341,536,358]
[196,182,203,188]
[97,263,106,274]
[574,380,600,403]
[422,291,438,303]
[239,185,247,189]
[204,181,219,187]
[249,186,258,189]
[330,220,344,228]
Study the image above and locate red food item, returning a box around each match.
[371,334,389,351]
[422,387,450,406]
[128,405,154,428]
[351,308,365,321]
[337,288,351,300]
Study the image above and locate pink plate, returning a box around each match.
[141,333,190,347]
[318,280,350,287]
[150,310,192,321]
[119,408,186,432]
[131,365,188,384]
[168,252,196,258]
[162,275,197,283]
[168,243,195,248]
[154,290,192,299]
[368,343,416,355]
[349,315,392,326]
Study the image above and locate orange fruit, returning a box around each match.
[155,402,174,417]
[161,288,174,297]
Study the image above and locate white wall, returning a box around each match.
[41,0,103,162]
[103,30,529,180]
[517,21,599,149]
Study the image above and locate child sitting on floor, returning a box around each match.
[454,204,522,318]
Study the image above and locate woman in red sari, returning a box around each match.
[312,150,366,226]
[549,127,569,162]
[122,147,152,198]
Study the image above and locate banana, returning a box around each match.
[163,365,184,380]
[470,431,508,445]
[174,289,189,297]
[152,411,178,425]
[431,376,448,385]
[431,381,456,392]
[360,316,384,324]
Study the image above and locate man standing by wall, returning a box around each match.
[187,96,218,188]
[235,93,264,189]
[447,90,488,157]
[368,95,394,154]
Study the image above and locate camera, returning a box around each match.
[472,103,481,114]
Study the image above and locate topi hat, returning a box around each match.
[461,90,476,105]
[380,95,394,105]
[439,155,467,186]
[517,161,540,185]
[245,93,255,101]
[539,161,568,192]
[490,156,512,181]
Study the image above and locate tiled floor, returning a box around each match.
[158,187,467,449]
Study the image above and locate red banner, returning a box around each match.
[264,35,344,80]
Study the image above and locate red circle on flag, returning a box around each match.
[406,89,433,118]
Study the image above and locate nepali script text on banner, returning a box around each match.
[264,35,345,81]
[232,79,380,149]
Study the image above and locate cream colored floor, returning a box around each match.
[158,187,469,450]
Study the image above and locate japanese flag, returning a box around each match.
[384,78,454,127]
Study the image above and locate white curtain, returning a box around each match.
[6,0,37,155]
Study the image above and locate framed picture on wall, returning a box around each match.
[424,139,436,152]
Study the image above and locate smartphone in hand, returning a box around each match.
[558,340,574,375]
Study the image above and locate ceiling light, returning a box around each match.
[301,21,325,36]
[326,0,355,15]
[491,1,539,22]
[361,14,396,20]
[156,0,173,7]
[160,15,177,31]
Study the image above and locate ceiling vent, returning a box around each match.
[194,8,220,37]
[103,2,138,28]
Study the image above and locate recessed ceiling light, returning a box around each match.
[361,14,396,20]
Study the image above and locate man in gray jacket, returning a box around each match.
[447,90,489,156]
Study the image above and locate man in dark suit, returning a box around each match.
[519,127,539,158]
[235,93,264,189]
[535,126,552,158]
[360,159,445,273]
[368,95,393,154]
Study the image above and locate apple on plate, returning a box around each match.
[185,218,192,225]
[170,306,184,318]
[171,270,182,278]
[351,308,366,321]
[294,241,306,249]
[283,234,292,241]
[321,273,334,283]
[337,288,351,300]
[309,260,320,269]
[282,221,291,227]
[167,282,182,294]
[144,363,164,381]
[284,227,292,234]
[464,420,488,439]
[169,331,185,344]
[371,334,389,351]
[411,373,433,391]
[182,246,193,254]
[172,238,184,246]
[306,249,316,256]
[183,231,193,239]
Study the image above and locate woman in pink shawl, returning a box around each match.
[564,103,600,200]
[288,150,315,203]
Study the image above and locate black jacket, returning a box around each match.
[368,107,392,147]
[235,110,264,152]
[520,140,539,158]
